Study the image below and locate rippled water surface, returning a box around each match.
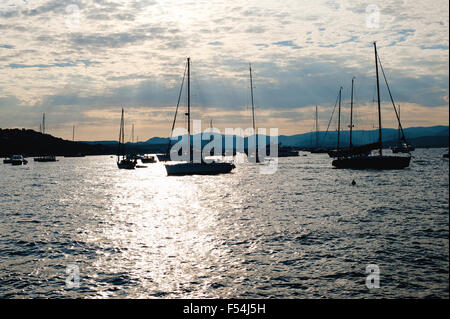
[0,148,448,298]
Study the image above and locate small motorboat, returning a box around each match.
[3,157,12,164]
[140,155,156,163]
[117,159,137,169]
[11,155,28,165]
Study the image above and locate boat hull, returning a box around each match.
[34,156,57,162]
[117,160,136,169]
[332,156,411,169]
[165,162,235,176]
[141,157,156,163]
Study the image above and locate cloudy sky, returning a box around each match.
[0,0,448,141]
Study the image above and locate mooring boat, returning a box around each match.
[34,155,57,162]
[140,155,157,163]
[117,108,137,169]
[391,105,415,153]
[164,58,235,176]
[11,155,28,165]
[331,42,411,169]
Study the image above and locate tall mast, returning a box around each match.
[350,77,355,149]
[374,42,383,155]
[131,124,134,143]
[118,108,124,159]
[249,63,256,133]
[398,104,401,141]
[73,125,75,142]
[337,87,342,152]
[42,113,46,135]
[187,57,191,162]
[315,106,319,148]
[249,63,259,161]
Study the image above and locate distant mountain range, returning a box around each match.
[143,125,449,149]
[1,126,448,157]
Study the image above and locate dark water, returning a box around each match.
[0,148,448,298]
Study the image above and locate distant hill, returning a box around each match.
[141,126,449,149]
[0,128,168,157]
[1,126,447,157]
[0,128,113,157]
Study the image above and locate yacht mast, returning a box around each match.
[350,77,355,150]
[337,87,342,153]
[374,42,383,156]
[315,106,319,148]
[187,57,191,162]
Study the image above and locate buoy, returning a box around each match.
[352,180,356,185]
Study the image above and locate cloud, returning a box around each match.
[0,0,448,139]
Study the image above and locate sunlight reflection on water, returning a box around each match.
[0,149,448,298]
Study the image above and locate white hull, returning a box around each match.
[165,162,235,176]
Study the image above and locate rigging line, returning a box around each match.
[377,54,408,145]
[323,89,341,142]
[166,62,188,155]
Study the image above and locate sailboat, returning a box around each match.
[310,106,328,153]
[244,63,262,163]
[34,113,57,162]
[117,108,137,169]
[331,42,411,169]
[391,105,415,153]
[164,58,235,176]
[64,125,86,157]
[327,80,376,158]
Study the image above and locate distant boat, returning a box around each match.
[34,155,57,162]
[309,106,328,154]
[117,108,137,169]
[11,155,28,165]
[391,105,415,153]
[3,157,12,164]
[244,63,262,163]
[64,125,86,157]
[140,154,157,163]
[277,144,299,157]
[34,113,57,162]
[164,58,235,176]
[331,42,411,169]
[327,82,373,158]
[444,153,449,158]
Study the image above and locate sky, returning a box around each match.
[0,0,448,141]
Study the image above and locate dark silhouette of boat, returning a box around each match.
[34,155,57,162]
[34,113,57,162]
[11,155,28,165]
[309,106,329,154]
[243,63,264,163]
[391,105,415,153]
[140,155,157,163]
[331,42,411,169]
[117,108,137,169]
[164,58,235,176]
